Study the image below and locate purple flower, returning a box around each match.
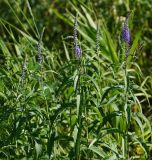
[122,16,131,44]
[75,46,81,58]
[122,14,131,57]
[122,24,130,44]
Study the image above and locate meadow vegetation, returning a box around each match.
[0,0,152,159]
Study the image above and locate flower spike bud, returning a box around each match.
[75,46,81,58]
[122,14,131,44]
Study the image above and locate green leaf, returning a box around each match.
[89,145,106,158]
[47,132,55,158]
[35,141,42,159]
[76,94,81,117]
[0,92,7,100]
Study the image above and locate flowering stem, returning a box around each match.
[123,55,129,159]
[75,65,83,160]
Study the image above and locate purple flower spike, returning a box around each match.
[75,46,81,58]
[122,24,130,44]
[122,13,131,44]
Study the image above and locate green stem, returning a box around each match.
[123,55,129,159]
[75,105,82,160]
[75,63,83,160]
